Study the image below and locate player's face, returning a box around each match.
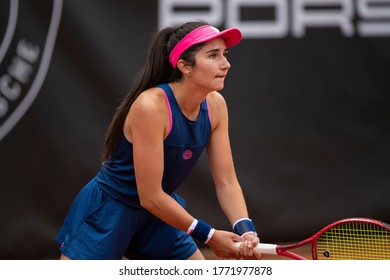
[191,38,231,92]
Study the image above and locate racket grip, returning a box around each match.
[257,243,278,255]
[234,242,278,255]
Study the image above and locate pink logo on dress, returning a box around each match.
[183,150,193,160]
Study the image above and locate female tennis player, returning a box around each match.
[56,20,262,260]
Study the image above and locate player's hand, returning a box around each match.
[239,233,263,260]
[207,230,242,259]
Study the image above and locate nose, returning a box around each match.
[221,56,231,70]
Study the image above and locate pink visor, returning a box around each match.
[169,25,242,68]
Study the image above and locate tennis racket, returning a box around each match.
[235,217,390,260]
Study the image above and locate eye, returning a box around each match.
[209,53,217,59]
[223,50,229,57]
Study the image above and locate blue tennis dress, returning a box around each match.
[56,83,212,259]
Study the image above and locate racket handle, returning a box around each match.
[234,242,278,255]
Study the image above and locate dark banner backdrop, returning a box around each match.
[0,0,389,259]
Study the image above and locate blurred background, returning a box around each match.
[0,0,389,259]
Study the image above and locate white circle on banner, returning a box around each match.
[0,0,63,142]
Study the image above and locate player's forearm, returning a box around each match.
[215,182,250,226]
[139,191,194,232]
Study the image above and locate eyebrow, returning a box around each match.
[205,48,228,54]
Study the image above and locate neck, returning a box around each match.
[170,82,204,121]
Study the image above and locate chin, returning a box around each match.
[212,79,225,89]
[215,82,225,91]
[204,80,225,92]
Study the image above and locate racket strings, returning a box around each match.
[315,222,390,260]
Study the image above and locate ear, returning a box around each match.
[177,59,192,77]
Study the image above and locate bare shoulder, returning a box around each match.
[131,87,167,114]
[125,87,169,141]
[206,91,228,130]
[206,91,227,107]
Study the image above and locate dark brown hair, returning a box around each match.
[101,21,208,162]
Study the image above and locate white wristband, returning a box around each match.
[187,219,198,234]
[241,231,258,238]
[205,228,215,244]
